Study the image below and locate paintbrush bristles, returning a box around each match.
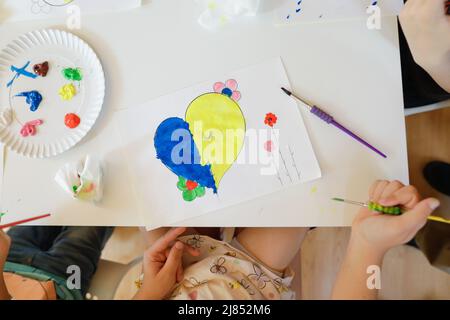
[281,88,313,110]
[331,198,366,207]
[281,87,292,96]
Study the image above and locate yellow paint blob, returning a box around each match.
[207,0,217,10]
[59,83,77,101]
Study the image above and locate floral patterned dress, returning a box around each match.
[168,234,295,300]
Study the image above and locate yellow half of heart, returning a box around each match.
[186,93,246,188]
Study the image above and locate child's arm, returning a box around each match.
[0,230,11,300]
[399,0,450,92]
[133,227,199,300]
[332,180,440,300]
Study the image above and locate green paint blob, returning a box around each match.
[195,186,206,197]
[62,68,83,81]
[177,176,188,192]
[177,176,206,201]
[182,190,196,202]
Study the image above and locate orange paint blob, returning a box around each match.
[64,113,80,129]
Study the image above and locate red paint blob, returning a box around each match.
[64,113,81,129]
[186,180,198,191]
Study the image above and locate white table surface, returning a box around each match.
[0,0,408,227]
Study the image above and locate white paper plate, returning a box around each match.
[0,29,105,158]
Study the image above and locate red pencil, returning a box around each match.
[0,214,51,229]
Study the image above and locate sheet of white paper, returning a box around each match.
[275,0,403,25]
[0,0,142,22]
[114,58,321,229]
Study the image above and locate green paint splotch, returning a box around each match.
[62,68,83,81]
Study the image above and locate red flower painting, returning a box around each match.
[264,113,278,127]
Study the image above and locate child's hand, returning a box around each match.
[134,227,199,300]
[351,180,440,255]
[0,230,11,269]
[399,0,450,92]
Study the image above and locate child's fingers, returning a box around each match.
[370,180,390,202]
[184,244,200,257]
[152,227,186,254]
[165,243,198,258]
[162,241,184,275]
[176,263,184,283]
[379,185,420,208]
[164,248,170,259]
[0,230,11,248]
[379,180,404,201]
[395,198,439,231]
[368,180,382,199]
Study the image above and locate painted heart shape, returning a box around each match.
[154,80,246,201]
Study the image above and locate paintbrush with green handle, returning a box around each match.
[332,197,450,224]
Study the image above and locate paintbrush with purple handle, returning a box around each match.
[281,87,387,158]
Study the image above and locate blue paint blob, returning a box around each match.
[15,90,43,112]
[154,117,217,193]
[221,88,233,97]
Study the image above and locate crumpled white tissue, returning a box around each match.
[55,155,103,202]
[197,0,260,29]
